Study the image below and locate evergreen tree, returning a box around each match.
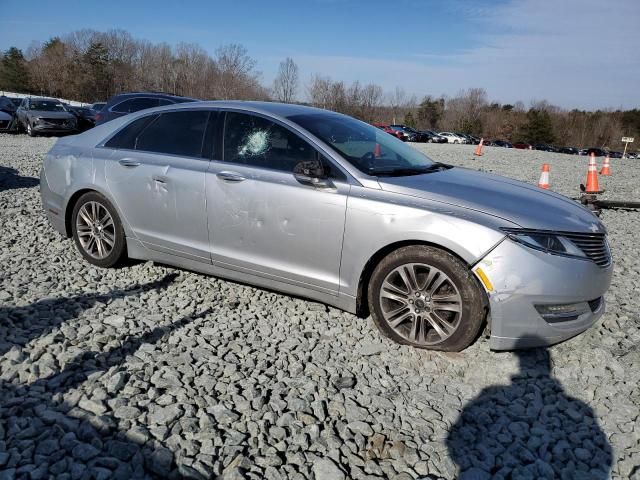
[521,109,555,144]
[416,96,444,129]
[0,47,30,92]
[404,111,416,128]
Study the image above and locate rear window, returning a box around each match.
[104,115,158,149]
[111,97,159,114]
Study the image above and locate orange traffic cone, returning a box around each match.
[374,143,381,157]
[583,153,603,194]
[474,138,484,156]
[538,163,550,189]
[600,155,611,176]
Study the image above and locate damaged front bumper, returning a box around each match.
[474,238,613,350]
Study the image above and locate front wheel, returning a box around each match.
[26,122,36,137]
[368,246,485,351]
[71,192,127,268]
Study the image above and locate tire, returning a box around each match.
[427,138,433,143]
[368,245,485,351]
[26,122,36,137]
[71,191,127,268]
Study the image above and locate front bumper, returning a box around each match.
[475,238,613,350]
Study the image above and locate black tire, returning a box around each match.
[26,122,36,137]
[71,191,127,268]
[368,245,486,351]
[427,138,433,143]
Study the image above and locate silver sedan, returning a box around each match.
[40,101,612,351]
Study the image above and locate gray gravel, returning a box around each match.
[0,134,639,479]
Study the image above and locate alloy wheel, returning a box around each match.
[75,201,116,259]
[378,262,463,346]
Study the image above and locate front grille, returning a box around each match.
[43,118,71,127]
[563,232,611,267]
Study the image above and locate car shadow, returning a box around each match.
[0,303,212,478]
[446,337,612,479]
[0,165,40,193]
[0,273,178,357]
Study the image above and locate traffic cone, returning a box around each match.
[538,163,550,189]
[583,153,603,194]
[374,143,381,157]
[600,155,611,176]
[474,138,484,156]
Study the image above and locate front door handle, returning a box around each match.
[217,171,246,182]
[119,159,140,168]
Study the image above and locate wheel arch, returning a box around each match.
[64,187,126,238]
[355,239,484,318]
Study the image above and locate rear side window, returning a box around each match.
[104,115,158,149]
[135,110,209,157]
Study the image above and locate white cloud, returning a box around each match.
[284,0,640,109]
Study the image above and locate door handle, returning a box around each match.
[119,159,140,167]
[152,175,168,184]
[217,171,246,182]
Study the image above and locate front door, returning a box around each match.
[206,111,349,294]
[103,110,211,262]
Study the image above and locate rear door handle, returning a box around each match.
[119,159,140,167]
[152,175,168,184]
[216,171,246,182]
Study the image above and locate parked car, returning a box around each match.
[95,92,197,125]
[419,130,447,143]
[586,148,609,157]
[439,132,465,144]
[40,101,613,351]
[390,125,431,142]
[558,147,579,155]
[16,97,77,136]
[533,144,557,152]
[578,149,588,155]
[493,140,513,148]
[0,110,14,132]
[373,123,406,141]
[89,102,106,112]
[67,106,98,132]
[513,142,532,149]
[0,96,19,132]
[608,151,623,158]
[8,98,22,108]
[454,133,473,144]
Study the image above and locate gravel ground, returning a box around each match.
[0,134,638,480]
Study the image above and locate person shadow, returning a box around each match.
[0,165,40,193]
[446,337,612,480]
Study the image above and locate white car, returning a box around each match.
[439,132,466,144]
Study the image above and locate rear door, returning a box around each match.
[103,109,213,262]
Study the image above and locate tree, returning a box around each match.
[404,111,416,128]
[273,57,298,103]
[416,96,445,129]
[520,109,555,144]
[0,47,30,92]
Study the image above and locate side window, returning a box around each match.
[104,115,158,149]
[135,110,209,157]
[157,99,173,107]
[223,112,316,172]
[111,99,136,114]
[128,98,160,113]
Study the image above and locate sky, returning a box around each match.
[0,0,639,109]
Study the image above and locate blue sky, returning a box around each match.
[1,0,638,109]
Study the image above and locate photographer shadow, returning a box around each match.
[0,165,39,193]
[446,338,612,479]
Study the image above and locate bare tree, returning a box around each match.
[273,57,298,103]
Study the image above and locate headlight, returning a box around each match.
[502,229,586,259]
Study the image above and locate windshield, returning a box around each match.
[30,100,66,112]
[288,112,437,176]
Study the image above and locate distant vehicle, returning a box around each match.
[439,132,465,144]
[578,149,588,155]
[420,130,448,143]
[0,96,19,132]
[390,125,430,142]
[454,133,474,144]
[534,144,557,152]
[8,98,22,108]
[95,92,197,125]
[493,140,513,148]
[0,111,14,132]
[608,151,623,158]
[513,142,532,149]
[373,124,407,141]
[586,148,609,157]
[67,106,97,132]
[16,97,77,136]
[89,102,106,112]
[558,147,579,155]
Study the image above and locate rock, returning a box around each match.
[358,342,386,356]
[332,376,356,389]
[148,404,181,425]
[312,458,345,480]
[103,315,126,328]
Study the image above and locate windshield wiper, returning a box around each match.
[368,162,451,177]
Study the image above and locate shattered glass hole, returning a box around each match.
[238,130,271,157]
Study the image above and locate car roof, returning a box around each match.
[108,92,198,102]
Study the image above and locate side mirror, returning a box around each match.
[293,160,334,189]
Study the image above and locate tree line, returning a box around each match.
[1,28,638,150]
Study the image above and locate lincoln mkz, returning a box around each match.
[40,102,612,351]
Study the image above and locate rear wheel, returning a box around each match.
[71,192,126,268]
[368,246,485,351]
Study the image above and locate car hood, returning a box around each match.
[27,110,75,119]
[377,167,605,233]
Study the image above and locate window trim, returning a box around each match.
[219,108,349,181]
